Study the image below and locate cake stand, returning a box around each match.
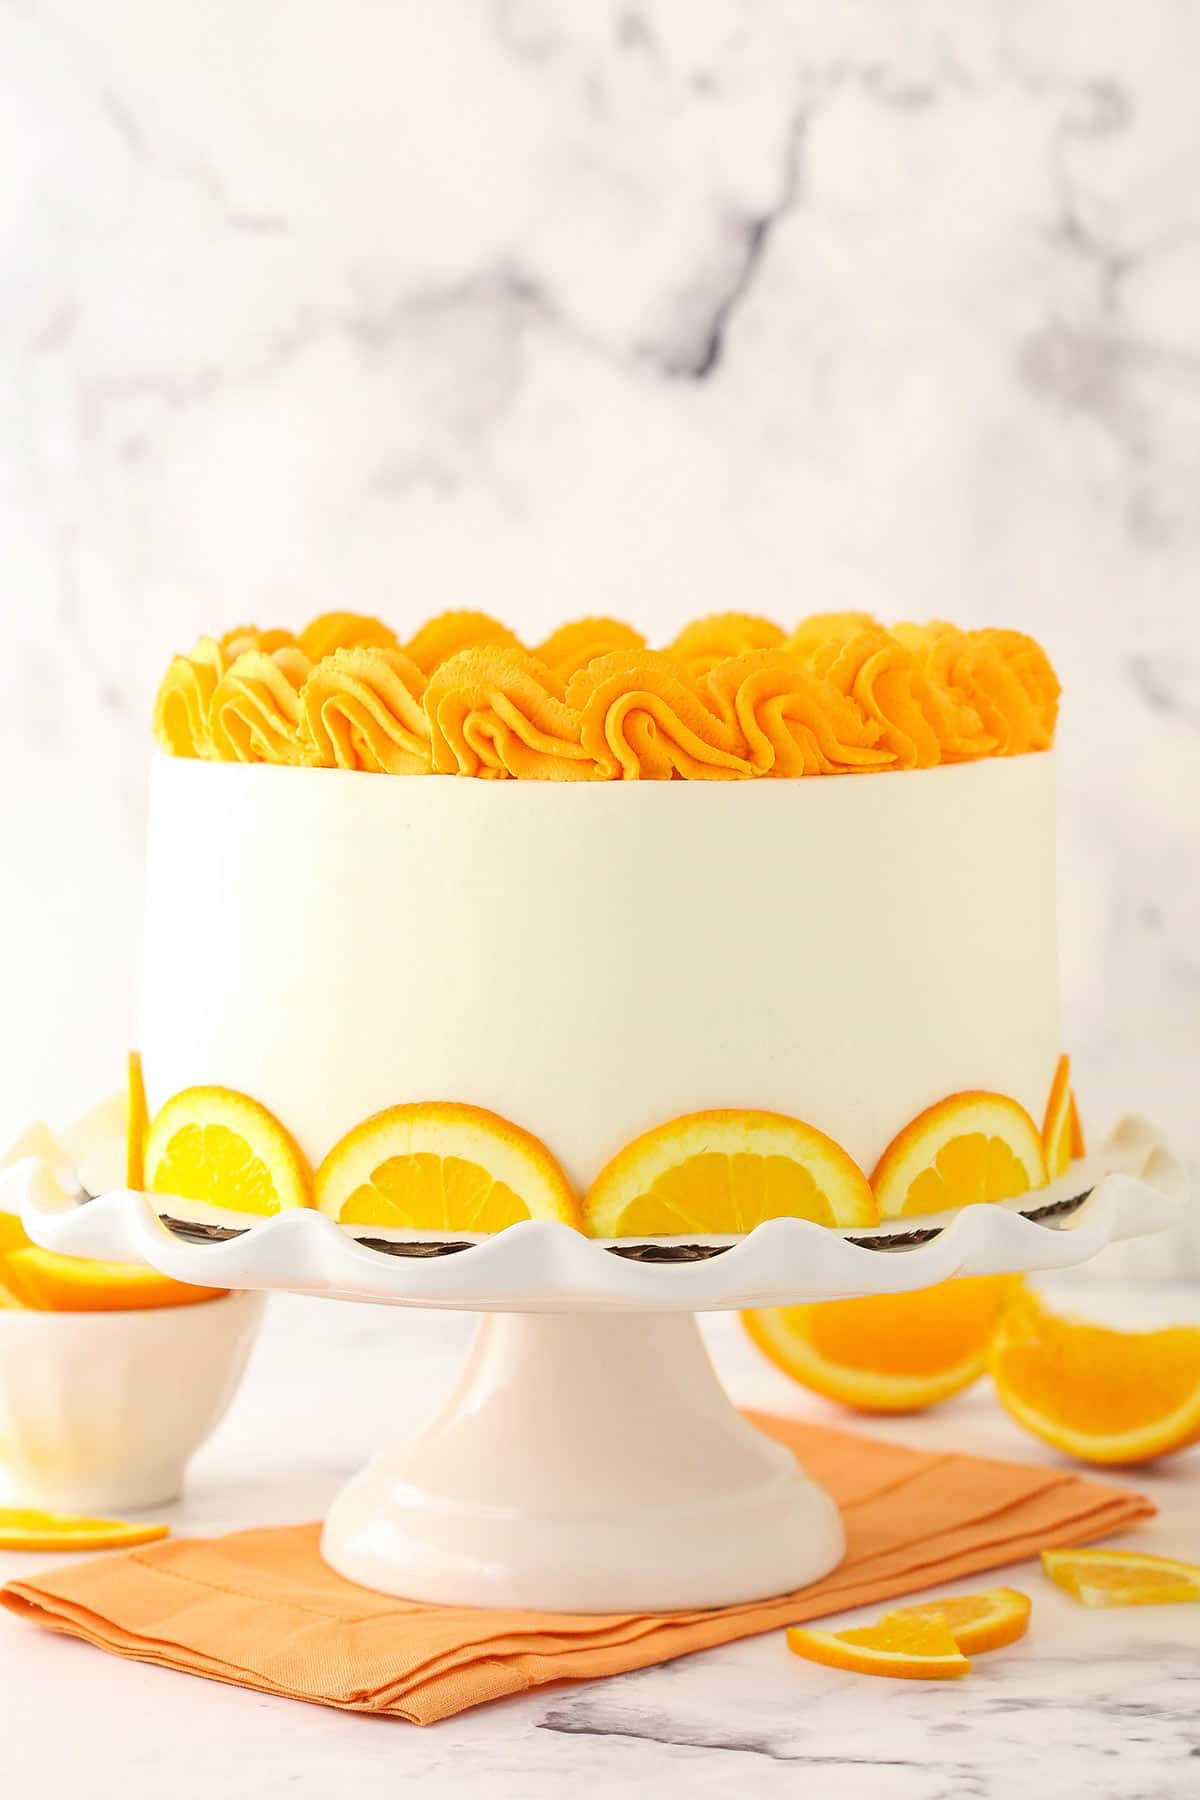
[8,1115,1185,1614]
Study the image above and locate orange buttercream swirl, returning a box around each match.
[219,625,297,659]
[153,637,227,759]
[898,625,1060,755]
[208,647,312,765]
[154,610,1059,777]
[300,647,431,774]
[567,653,752,780]
[533,617,647,682]
[425,648,598,780]
[669,613,785,676]
[782,612,881,657]
[804,630,994,769]
[705,652,894,776]
[404,611,521,675]
[298,612,399,662]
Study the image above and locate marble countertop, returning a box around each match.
[2,1285,1198,1799]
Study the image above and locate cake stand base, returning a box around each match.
[320,1311,845,1612]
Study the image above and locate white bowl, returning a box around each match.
[0,1290,264,1513]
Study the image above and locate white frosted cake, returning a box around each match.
[136,609,1083,1253]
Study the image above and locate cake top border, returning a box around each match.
[153,609,1059,781]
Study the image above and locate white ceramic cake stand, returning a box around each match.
[7,1116,1185,1614]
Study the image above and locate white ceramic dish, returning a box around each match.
[0,1291,264,1513]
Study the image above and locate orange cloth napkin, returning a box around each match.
[2,1412,1152,1724]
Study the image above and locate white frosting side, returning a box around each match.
[140,755,1062,1191]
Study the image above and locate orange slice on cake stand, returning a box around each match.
[143,1087,312,1233]
[126,1050,149,1190]
[872,1091,1048,1220]
[1042,1053,1086,1179]
[583,1110,878,1239]
[743,1275,1019,1413]
[314,1102,581,1237]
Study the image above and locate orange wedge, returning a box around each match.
[126,1050,149,1189]
[0,1507,169,1551]
[2,1247,226,1312]
[989,1289,1200,1464]
[743,1277,1018,1413]
[1041,1548,1200,1608]
[315,1102,580,1232]
[0,1211,28,1255]
[873,1091,1047,1219]
[888,1586,1031,1652]
[144,1087,311,1217]
[1042,1054,1084,1179]
[787,1615,971,1680]
[584,1110,877,1237]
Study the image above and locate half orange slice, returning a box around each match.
[144,1087,311,1218]
[584,1110,877,1237]
[314,1102,580,1233]
[743,1277,1017,1413]
[887,1586,1031,1652]
[990,1290,1200,1464]
[0,1508,169,1552]
[787,1615,971,1680]
[1042,1053,1085,1179]
[872,1092,1047,1220]
[1041,1548,1200,1608]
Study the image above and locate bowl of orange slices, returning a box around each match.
[0,1082,263,1513]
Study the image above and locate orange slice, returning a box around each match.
[743,1276,1018,1413]
[2,1247,226,1312]
[0,1507,169,1551]
[144,1087,311,1217]
[314,1102,580,1232]
[872,1092,1047,1220]
[989,1289,1200,1464]
[126,1050,149,1190]
[0,1217,25,1308]
[1041,1054,1084,1179]
[787,1615,970,1680]
[584,1110,877,1237]
[1041,1548,1200,1608]
[887,1586,1031,1652]
[0,1211,28,1255]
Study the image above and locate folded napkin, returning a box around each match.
[2,1412,1152,1724]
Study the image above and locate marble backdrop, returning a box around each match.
[1,4,1196,1259]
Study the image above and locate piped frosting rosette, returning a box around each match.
[152,608,1061,778]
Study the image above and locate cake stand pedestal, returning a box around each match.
[323,1310,842,1610]
[9,1114,1185,1613]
